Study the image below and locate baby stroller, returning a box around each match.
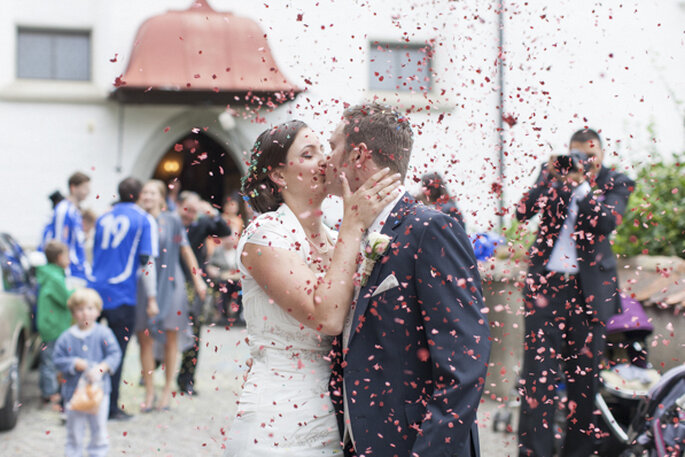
[492,294,684,457]
[598,363,685,457]
[596,295,685,456]
[491,295,654,438]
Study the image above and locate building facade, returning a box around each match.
[1,0,683,246]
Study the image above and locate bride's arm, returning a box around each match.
[241,169,401,336]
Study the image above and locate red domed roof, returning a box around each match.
[113,0,300,105]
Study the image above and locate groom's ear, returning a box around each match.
[354,142,372,167]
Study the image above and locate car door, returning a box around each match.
[0,235,35,403]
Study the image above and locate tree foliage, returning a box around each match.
[613,154,685,259]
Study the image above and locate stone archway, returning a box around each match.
[130,108,251,207]
[130,108,249,181]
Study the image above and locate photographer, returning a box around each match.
[515,128,634,457]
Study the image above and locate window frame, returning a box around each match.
[16,27,92,82]
[368,41,434,94]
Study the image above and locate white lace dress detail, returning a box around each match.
[224,204,342,456]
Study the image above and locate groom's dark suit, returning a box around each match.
[329,193,491,457]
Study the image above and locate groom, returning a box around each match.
[326,103,491,457]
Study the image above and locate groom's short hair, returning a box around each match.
[342,102,413,179]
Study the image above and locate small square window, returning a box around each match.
[369,42,433,92]
[17,28,91,81]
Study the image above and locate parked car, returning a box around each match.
[0,233,39,431]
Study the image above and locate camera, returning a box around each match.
[554,149,591,175]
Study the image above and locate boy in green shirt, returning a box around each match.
[37,240,74,408]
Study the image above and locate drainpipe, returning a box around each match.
[116,103,124,173]
[496,1,505,230]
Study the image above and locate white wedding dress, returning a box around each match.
[224,204,343,456]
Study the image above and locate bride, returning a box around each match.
[224,120,401,455]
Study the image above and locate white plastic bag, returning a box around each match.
[68,375,104,415]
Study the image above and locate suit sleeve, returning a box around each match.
[576,172,634,236]
[516,163,555,222]
[412,215,491,456]
[209,215,231,238]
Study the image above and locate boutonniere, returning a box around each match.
[360,232,391,286]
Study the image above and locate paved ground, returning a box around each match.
[0,324,519,456]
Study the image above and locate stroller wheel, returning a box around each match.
[618,445,648,457]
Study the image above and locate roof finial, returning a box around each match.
[190,0,214,12]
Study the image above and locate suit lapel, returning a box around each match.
[595,165,609,187]
[347,194,415,348]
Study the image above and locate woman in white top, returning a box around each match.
[224,120,401,456]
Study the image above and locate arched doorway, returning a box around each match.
[152,130,242,210]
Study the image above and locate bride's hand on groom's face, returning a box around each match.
[341,168,402,230]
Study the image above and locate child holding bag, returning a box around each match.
[53,288,122,457]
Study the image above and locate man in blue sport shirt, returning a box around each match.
[43,171,91,286]
[88,177,158,421]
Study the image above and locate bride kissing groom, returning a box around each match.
[225,102,491,457]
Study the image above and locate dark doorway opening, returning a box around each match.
[152,131,242,210]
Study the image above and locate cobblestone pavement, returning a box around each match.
[0,325,519,456]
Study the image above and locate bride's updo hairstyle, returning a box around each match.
[241,120,308,214]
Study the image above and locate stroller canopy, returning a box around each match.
[607,294,654,335]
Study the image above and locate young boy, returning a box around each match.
[36,240,73,409]
[53,289,122,457]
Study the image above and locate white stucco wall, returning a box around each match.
[1,0,683,246]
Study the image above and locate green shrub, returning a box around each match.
[498,217,537,260]
[613,154,685,259]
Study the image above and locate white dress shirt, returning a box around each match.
[547,181,591,274]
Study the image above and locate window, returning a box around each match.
[369,42,433,92]
[17,28,91,81]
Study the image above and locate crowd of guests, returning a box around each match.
[35,173,244,456]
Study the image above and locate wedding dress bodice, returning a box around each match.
[224,204,342,456]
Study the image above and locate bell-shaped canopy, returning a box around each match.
[112,0,300,105]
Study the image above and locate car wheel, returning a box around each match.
[0,346,22,431]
